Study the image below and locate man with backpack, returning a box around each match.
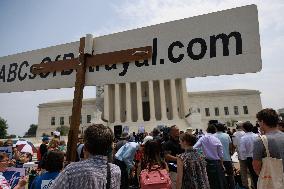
[253,108,284,189]
[51,124,121,189]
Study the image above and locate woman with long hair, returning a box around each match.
[141,140,167,170]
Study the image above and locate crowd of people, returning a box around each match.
[0,108,284,189]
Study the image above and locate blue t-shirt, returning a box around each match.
[31,172,59,189]
[214,132,232,161]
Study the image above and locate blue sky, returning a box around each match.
[0,0,284,136]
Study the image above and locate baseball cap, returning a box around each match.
[120,132,130,139]
[53,131,60,136]
[142,136,153,145]
[186,127,193,131]
[42,136,49,142]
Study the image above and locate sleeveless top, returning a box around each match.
[177,149,210,189]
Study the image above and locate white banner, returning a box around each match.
[0,4,261,93]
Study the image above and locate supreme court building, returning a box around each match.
[36,78,262,137]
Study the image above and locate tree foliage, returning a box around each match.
[24,124,38,137]
[56,125,70,136]
[0,117,8,139]
[7,134,17,138]
[41,133,50,137]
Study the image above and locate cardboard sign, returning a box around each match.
[138,126,145,134]
[0,146,13,159]
[0,5,261,93]
[122,126,129,133]
[2,167,25,188]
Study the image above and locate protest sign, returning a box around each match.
[0,146,13,159]
[0,5,261,93]
[2,167,25,188]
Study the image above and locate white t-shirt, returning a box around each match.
[239,132,258,160]
[232,130,245,147]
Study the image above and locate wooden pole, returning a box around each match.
[66,37,86,162]
[30,36,152,162]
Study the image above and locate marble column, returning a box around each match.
[181,79,190,118]
[103,85,109,122]
[148,80,156,121]
[159,80,167,121]
[136,81,143,122]
[125,82,132,122]
[114,84,120,122]
[170,79,179,119]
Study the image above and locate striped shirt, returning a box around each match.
[51,155,121,189]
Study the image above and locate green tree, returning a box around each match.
[24,124,38,137]
[7,134,17,138]
[0,117,8,139]
[56,126,70,136]
[41,133,50,137]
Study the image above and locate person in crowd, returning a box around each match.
[19,152,32,163]
[0,141,4,147]
[4,139,13,147]
[31,150,64,189]
[76,136,84,161]
[39,136,49,161]
[0,152,27,189]
[177,133,210,189]
[131,135,154,188]
[232,121,247,188]
[58,140,67,153]
[185,127,193,134]
[193,125,226,189]
[227,127,233,137]
[277,120,284,132]
[215,123,235,189]
[51,124,121,189]
[163,125,184,189]
[53,131,61,139]
[239,121,258,189]
[197,129,205,139]
[139,138,168,184]
[12,146,21,161]
[161,127,170,143]
[252,125,260,135]
[141,140,167,171]
[48,138,59,151]
[15,152,32,168]
[253,109,284,175]
[115,132,129,152]
[194,129,199,136]
[232,121,245,148]
[129,132,136,142]
[114,134,139,189]
[152,128,162,144]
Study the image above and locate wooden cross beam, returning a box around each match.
[31,36,152,162]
